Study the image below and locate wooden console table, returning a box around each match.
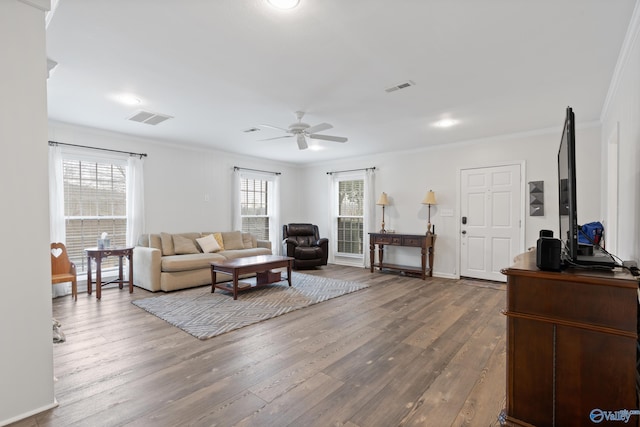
[501,251,638,426]
[369,232,435,280]
[85,246,134,300]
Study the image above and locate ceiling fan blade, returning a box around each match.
[258,135,293,141]
[309,134,348,143]
[296,134,308,150]
[305,122,333,134]
[259,124,290,132]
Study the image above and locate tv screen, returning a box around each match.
[557,106,578,262]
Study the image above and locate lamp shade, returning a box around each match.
[377,192,389,206]
[421,190,437,205]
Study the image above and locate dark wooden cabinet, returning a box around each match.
[368,232,435,280]
[501,251,638,427]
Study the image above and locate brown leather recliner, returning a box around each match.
[282,223,329,269]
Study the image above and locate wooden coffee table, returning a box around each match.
[210,255,294,300]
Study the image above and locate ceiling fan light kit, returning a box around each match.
[259,111,348,150]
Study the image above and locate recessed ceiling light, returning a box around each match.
[113,93,141,106]
[267,0,299,10]
[432,118,459,128]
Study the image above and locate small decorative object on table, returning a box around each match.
[97,232,111,249]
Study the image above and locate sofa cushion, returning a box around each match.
[222,231,244,250]
[149,234,162,251]
[295,246,324,260]
[160,232,175,256]
[174,235,200,254]
[242,232,256,249]
[161,253,226,272]
[219,247,272,260]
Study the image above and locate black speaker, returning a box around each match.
[536,237,561,271]
[539,229,554,238]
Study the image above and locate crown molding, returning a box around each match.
[600,0,640,121]
[17,0,50,12]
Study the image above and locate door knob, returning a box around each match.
[462,230,467,234]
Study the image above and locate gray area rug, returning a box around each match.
[132,272,369,340]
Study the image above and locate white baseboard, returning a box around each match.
[0,398,58,427]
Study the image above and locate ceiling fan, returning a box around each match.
[259,111,348,150]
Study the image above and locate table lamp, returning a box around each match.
[421,190,437,234]
[376,192,389,233]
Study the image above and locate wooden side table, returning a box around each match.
[85,246,134,300]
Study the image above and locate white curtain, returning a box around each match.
[363,168,376,268]
[48,144,65,243]
[49,144,69,297]
[231,168,242,231]
[327,173,337,264]
[270,174,281,255]
[126,156,145,247]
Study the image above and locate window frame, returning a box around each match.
[239,176,271,241]
[333,173,366,259]
[60,150,129,273]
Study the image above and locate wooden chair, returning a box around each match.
[51,242,77,301]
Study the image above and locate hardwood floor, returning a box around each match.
[12,265,506,427]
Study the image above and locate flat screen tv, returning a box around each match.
[558,106,578,262]
[557,106,616,267]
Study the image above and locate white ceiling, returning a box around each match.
[45,0,637,164]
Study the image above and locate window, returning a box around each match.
[233,169,280,254]
[337,179,364,255]
[240,177,269,240]
[63,158,127,272]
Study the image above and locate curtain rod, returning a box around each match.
[48,141,147,159]
[234,166,281,176]
[326,166,376,175]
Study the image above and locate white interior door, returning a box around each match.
[460,164,522,282]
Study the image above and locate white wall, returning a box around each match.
[0,1,56,426]
[299,124,602,278]
[48,122,304,238]
[601,3,640,263]
[50,116,604,280]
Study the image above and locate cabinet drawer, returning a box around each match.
[375,236,402,245]
[402,236,424,247]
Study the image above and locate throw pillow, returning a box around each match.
[242,232,254,249]
[213,232,225,250]
[221,231,244,250]
[160,232,175,256]
[196,234,221,253]
[173,235,200,254]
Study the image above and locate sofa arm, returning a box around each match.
[317,238,329,264]
[316,238,329,248]
[282,238,299,257]
[257,239,272,250]
[133,246,162,292]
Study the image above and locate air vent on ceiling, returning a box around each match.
[385,80,416,93]
[243,127,261,133]
[127,110,173,125]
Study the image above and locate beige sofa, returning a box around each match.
[133,231,272,292]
